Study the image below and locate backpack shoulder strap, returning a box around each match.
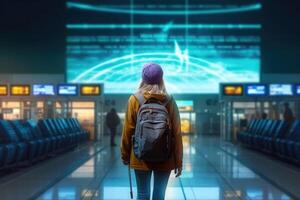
[133,92,146,106]
[134,92,172,107]
[162,94,172,107]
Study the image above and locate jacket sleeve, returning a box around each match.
[170,97,183,169]
[120,95,137,162]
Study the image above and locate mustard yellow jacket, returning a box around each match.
[120,92,183,171]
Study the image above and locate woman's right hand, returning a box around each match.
[174,167,182,177]
[122,160,129,165]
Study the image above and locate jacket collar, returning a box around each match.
[143,92,167,101]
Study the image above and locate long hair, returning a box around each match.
[137,79,167,95]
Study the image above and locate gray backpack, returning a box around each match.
[133,93,172,162]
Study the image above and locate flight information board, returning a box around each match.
[269,84,293,96]
[0,85,8,96]
[246,84,267,96]
[80,85,102,96]
[11,85,30,96]
[296,85,300,95]
[66,0,261,94]
[57,84,78,96]
[223,85,244,96]
[33,84,55,96]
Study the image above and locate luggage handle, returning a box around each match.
[128,164,133,199]
[128,135,134,199]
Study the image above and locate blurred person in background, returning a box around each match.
[106,108,120,146]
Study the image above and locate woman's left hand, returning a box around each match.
[175,167,182,177]
[122,160,129,165]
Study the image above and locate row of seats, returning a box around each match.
[0,118,88,170]
[238,119,300,162]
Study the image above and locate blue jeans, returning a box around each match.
[134,169,171,200]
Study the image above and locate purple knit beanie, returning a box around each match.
[142,63,163,84]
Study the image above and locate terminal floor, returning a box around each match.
[0,135,299,200]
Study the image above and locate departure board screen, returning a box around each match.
[0,85,8,96]
[223,85,243,96]
[246,84,267,96]
[269,84,293,96]
[66,0,261,94]
[296,85,300,96]
[11,85,30,96]
[80,85,102,96]
[58,84,78,96]
[33,84,55,96]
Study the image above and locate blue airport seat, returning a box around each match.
[46,119,65,150]
[246,120,267,146]
[51,119,73,147]
[48,119,69,149]
[0,118,88,172]
[260,120,280,150]
[3,144,17,166]
[57,118,78,145]
[65,118,83,141]
[27,119,54,154]
[253,120,273,148]
[273,124,293,155]
[238,119,257,143]
[72,118,89,141]
[0,145,4,169]
[15,142,28,163]
[0,120,20,143]
[59,118,78,145]
[265,121,289,153]
[242,119,261,144]
[238,118,300,164]
[282,120,300,158]
[38,119,62,151]
[22,119,49,157]
[274,120,299,156]
[0,120,28,163]
[67,118,84,143]
[10,120,43,161]
[294,143,300,161]
[254,120,270,149]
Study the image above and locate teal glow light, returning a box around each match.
[176,100,194,108]
[66,1,261,94]
[67,2,262,15]
[73,42,229,83]
[69,42,259,94]
[66,24,262,30]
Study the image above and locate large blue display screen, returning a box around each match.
[66,0,261,94]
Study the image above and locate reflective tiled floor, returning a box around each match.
[1,135,299,200]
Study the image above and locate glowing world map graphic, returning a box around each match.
[67,0,261,94]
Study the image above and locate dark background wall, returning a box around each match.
[0,0,299,74]
[0,0,65,74]
[261,1,300,73]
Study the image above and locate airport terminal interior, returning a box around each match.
[1,1,300,200]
